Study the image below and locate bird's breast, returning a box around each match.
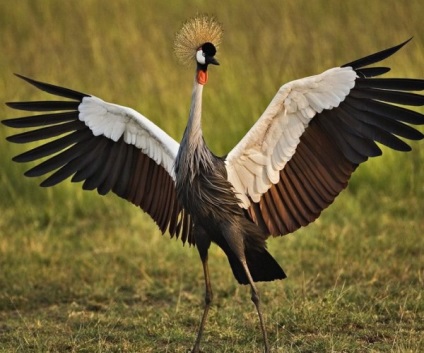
[175,153,243,221]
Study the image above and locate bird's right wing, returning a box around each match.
[2,74,193,244]
[225,40,424,236]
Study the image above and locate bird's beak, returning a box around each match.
[207,56,219,66]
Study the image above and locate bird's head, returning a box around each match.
[196,42,219,85]
[174,15,223,85]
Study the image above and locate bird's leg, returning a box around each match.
[240,260,270,353]
[191,254,213,353]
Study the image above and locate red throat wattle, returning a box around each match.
[197,70,208,85]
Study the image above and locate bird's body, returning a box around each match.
[2,15,424,353]
[175,77,286,286]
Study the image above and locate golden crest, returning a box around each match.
[174,15,223,66]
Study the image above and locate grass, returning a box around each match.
[0,0,423,352]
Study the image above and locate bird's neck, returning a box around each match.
[176,75,214,179]
[186,78,205,148]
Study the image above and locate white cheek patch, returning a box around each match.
[196,49,206,65]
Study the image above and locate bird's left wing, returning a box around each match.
[3,74,193,243]
[225,40,424,236]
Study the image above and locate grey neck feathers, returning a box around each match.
[176,77,214,182]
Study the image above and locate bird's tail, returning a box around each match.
[226,247,287,285]
[215,217,286,284]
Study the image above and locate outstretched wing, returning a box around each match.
[225,39,424,236]
[2,75,193,244]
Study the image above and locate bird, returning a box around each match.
[2,15,424,353]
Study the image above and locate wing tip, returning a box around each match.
[341,37,414,70]
[10,73,89,101]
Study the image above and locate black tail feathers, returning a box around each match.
[227,247,286,285]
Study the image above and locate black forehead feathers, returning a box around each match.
[202,42,217,56]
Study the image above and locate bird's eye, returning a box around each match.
[196,49,206,65]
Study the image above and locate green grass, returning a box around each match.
[0,0,423,352]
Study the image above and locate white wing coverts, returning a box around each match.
[226,67,357,206]
[79,96,178,179]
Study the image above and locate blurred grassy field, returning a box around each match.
[0,0,423,352]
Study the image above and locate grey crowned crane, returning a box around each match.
[2,15,424,353]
